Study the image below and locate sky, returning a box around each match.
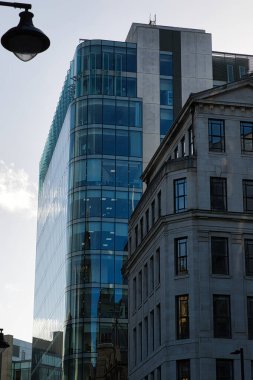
[0,0,252,343]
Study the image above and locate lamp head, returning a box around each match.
[1,10,50,61]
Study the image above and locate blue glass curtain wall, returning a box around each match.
[76,40,137,98]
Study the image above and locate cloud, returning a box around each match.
[0,160,37,216]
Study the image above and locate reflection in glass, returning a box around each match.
[74,160,86,188]
[86,190,101,217]
[115,255,127,285]
[116,101,128,126]
[103,99,115,125]
[74,129,87,157]
[87,159,101,185]
[88,99,102,124]
[115,191,128,219]
[87,128,102,155]
[129,131,142,157]
[102,159,115,186]
[129,161,142,189]
[129,101,142,127]
[100,288,114,318]
[72,191,86,220]
[116,130,128,156]
[116,161,128,187]
[102,191,115,218]
[101,254,114,284]
[115,223,128,251]
[115,289,128,319]
[101,222,114,251]
[103,129,115,155]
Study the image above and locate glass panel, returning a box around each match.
[74,160,86,188]
[83,255,100,284]
[101,222,115,251]
[88,99,102,124]
[115,47,126,72]
[72,190,86,219]
[101,254,114,284]
[116,160,128,187]
[129,191,141,216]
[71,223,86,252]
[129,131,142,157]
[103,129,115,155]
[77,100,87,126]
[160,108,173,135]
[102,74,114,96]
[160,78,173,105]
[115,289,128,319]
[89,222,101,250]
[102,45,114,70]
[116,130,128,156]
[160,52,173,76]
[100,288,115,318]
[90,74,102,95]
[129,161,142,189]
[75,129,87,157]
[115,255,127,285]
[82,46,90,71]
[70,288,100,318]
[102,159,115,186]
[102,190,115,218]
[90,45,102,70]
[87,127,102,155]
[126,47,137,72]
[87,159,101,185]
[103,99,115,125]
[115,191,129,219]
[86,190,101,217]
[115,223,128,251]
[116,100,128,126]
[115,76,127,97]
[129,101,142,127]
[127,77,137,98]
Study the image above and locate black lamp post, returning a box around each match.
[0,1,50,61]
[230,348,245,380]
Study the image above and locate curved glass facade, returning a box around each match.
[64,41,142,379]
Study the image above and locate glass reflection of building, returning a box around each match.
[32,22,253,380]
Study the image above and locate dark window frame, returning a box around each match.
[210,177,227,211]
[243,179,253,212]
[216,359,234,380]
[245,239,253,276]
[175,237,188,275]
[213,295,231,338]
[177,359,190,380]
[176,295,189,339]
[247,296,253,339]
[241,121,253,153]
[211,237,229,275]
[208,119,225,152]
[174,178,187,213]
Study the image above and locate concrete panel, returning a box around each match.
[137,48,160,75]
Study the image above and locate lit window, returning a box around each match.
[176,295,189,339]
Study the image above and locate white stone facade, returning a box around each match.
[127,77,253,380]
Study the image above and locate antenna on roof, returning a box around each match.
[149,14,156,26]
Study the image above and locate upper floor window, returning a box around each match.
[160,52,173,76]
[247,296,253,339]
[211,237,229,275]
[177,359,190,380]
[245,239,253,276]
[216,359,233,380]
[188,126,194,155]
[140,217,144,241]
[241,122,253,153]
[227,64,234,82]
[210,177,227,211]
[243,179,253,212]
[157,191,162,217]
[213,295,231,338]
[145,209,150,233]
[176,295,189,339]
[174,178,187,213]
[150,256,154,292]
[155,248,161,285]
[181,136,186,157]
[239,65,246,78]
[175,237,188,275]
[208,119,225,152]
[160,78,173,106]
[133,277,136,312]
[151,200,155,225]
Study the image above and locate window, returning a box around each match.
[216,359,233,380]
[160,78,173,105]
[157,366,161,380]
[175,237,188,275]
[145,209,149,233]
[135,224,138,248]
[144,263,148,298]
[210,177,227,211]
[157,304,161,346]
[140,217,144,240]
[155,248,161,285]
[188,126,194,155]
[176,295,189,339]
[174,178,187,213]
[133,327,137,366]
[241,121,253,153]
[245,239,253,276]
[213,295,231,338]
[138,322,142,362]
[144,316,148,357]
[138,270,142,306]
[160,108,173,135]
[174,146,179,159]
[247,297,253,339]
[211,237,229,275]
[158,191,161,217]
[133,277,136,312]
[150,310,154,351]
[243,180,253,212]
[181,136,185,157]
[227,64,234,82]
[239,65,246,78]
[177,360,190,380]
[160,52,173,76]
[150,256,154,292]
[151,200,155,225]
[208,119,225,152]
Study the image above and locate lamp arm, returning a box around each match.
[0,1,31,10]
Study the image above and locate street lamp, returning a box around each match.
[230,348,244,380]
[0,1,50,61]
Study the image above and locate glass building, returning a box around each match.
[32,22,253,380]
